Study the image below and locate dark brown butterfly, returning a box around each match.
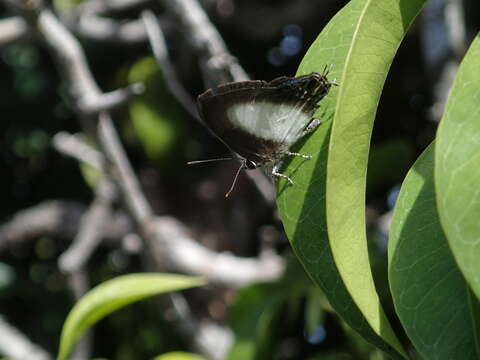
[191,70,336,197]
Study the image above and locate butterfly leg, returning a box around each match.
[283,151,312,159]
[272,165,294,184]
[303,118,322,134]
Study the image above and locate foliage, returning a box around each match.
[57,273,204,360]
[1,0,479,359]
[152,352,207,360]
[127,57,186,162]
[277,0,480,358]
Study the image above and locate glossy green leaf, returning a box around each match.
[389,143,479,358]
[153,352,207,360]
[57,273,204,360]
[435,34,480,300]
[276,0,427,358]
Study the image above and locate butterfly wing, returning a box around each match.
[198,73,332,164]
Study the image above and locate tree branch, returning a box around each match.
[58,180,116,274]
[0,16,28,46]
[53,130,284,286]
[149,216,284,287]
[159,0,248,85]
[142,10,199,120]
[0,315,52,360]
[0,200,131,251]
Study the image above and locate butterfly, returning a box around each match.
[191,69,336,197]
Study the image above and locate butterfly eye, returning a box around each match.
[245,160,257,170]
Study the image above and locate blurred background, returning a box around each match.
[0,0,479,359]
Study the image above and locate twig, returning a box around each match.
[37,8,142,116]
[77,0,152,15]
[3,2,281,357]
[98,111,154,226]
[66,271,92,360]
[52,131,281,284]
[62,14,149,44]
[0,315,52,360]
[53,132,104,170]
[153,0,275,202]
[58,179,116,274]
[0,16,28,46]
[78,83,145,115]
[0,201,85,250]
[0,200,132,251]
[445,0,466,58]
[38,8,100,105]
[159,0,248,85]
[245,169,275,204]
[142,10,199,120]
[97,110,283,286]
[61,0,163,44]
[420,0,463,122]
[35,7,228,352]
[169,293,232,360]
[149,216,284,287]
[43,44,148,228]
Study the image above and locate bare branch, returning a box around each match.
[53,132,104,170]
[142,10,199,120]
[78,83,145,115]
[0,200,132,251]
[5,2,279,357]
[0,201,84,249]
[445,0,466,57]
[149,216,285,287]
[60,0,162,44]
[52,131,279,287]
[245,169,275,204]
[54,131,280,282]
[38,8,100,103]
[169,293,232,360]
[153,0,275,201]
[66,271,93,360]
[62,14,149,44]
[0,16,28,46]
[32,7,153,224]
[420,0,463,122]
[37,9,142,115]
[98,111,154,226]
[58,180,116,274]
[159,0,248,85]
[0,315,52,360]
[78,0,152,15]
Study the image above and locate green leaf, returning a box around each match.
[128,57,185,161]
[226,257,315,360]
[435,34,480,300]
[57,273,204,360]
[276,0,427,358]
[152,352,207,360]
[226,283,285,360]
[389,143,479,358]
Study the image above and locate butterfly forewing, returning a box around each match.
[197,73,332,165]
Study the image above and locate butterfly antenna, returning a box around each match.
[187,157,233,165]
[225,162,245,198]
[322,64,329,76]
[320,64,339,86]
